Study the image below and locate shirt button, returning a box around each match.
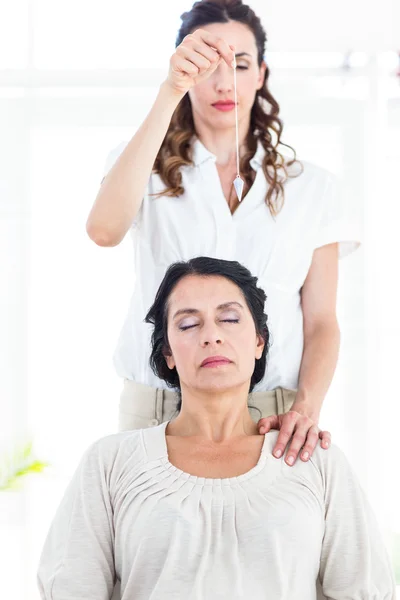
[148,419,159,427]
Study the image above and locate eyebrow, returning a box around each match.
[235,52,252,58]
[172,301,244,320]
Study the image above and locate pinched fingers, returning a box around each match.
[191,28,235,67]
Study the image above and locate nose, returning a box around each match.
[203,338,222,347]
[201,321,223,347]
[213,61,233,94]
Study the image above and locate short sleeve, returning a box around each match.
[101,140,149,230]
[315,172,362,260]
[101,141,129,183]
[316,444,397,599]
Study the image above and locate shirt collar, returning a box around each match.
[191,138,216,166]
[249,141,266,171]
[192,137,265,171]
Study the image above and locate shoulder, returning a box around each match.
[276,156,340,217]
[282,154,337,189]
[81,429,145,471]
[263,429,343,462]
[264,430,351,488]
[308,439,350,472]
[307,439,356,496]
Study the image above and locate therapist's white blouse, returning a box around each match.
[103,139,360,391]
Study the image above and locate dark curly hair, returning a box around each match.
[144,256,270,416]
[151,0,303,216]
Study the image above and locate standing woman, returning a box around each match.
[86,0,360,467]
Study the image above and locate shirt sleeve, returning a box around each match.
[317,444,397,599]
[314,172,362,260]
[101,141,129,183]
[100,140,150,231]
[37,439,116,600]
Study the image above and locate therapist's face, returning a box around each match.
[164,274,264,393]
[188,20,266,133]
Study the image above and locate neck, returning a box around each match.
[166,383,259,444]
[193,115,250,168]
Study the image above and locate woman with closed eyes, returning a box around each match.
[86,0,360,466]
[37,257,395,600]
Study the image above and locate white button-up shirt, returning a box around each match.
[103,138,360,391]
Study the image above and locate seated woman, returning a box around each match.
[37,257,396,600]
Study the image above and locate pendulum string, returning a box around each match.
[232,54,244,202]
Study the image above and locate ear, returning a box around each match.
[163,346,176,370]
[255,334,264,360]
[256,60,267,90]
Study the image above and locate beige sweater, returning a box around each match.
[38,422,397,599]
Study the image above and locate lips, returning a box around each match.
[201,355,232,367]
[212,100,235,112]
[212,101,235,106]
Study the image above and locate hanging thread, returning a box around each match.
[232,54,244,202]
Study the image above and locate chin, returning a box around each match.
[209,111,236,121]
[197,376,245,394]
[205,110,235,122]
[195,377,230,391]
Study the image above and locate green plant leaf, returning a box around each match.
[0,440,48,492]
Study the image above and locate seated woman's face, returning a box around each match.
[164,274,264,393]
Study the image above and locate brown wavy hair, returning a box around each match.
[152,0,303,216]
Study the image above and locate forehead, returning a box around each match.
[168,274,244,310]
[197,20,257,55]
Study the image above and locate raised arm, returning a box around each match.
[86,82,183,247]
[86,29,235,247]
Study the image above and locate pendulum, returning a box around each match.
[232,54,244,202]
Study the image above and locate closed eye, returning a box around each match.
[236,66,248,70]
[179,319,239,331]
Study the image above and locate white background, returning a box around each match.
[1,0,400,597]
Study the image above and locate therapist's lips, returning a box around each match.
[212,101,236,111]
[201,355,232,368]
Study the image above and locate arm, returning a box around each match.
[318,444,396,599]
[86,82,184,247]
[294,242,341,421]
[86,30,234,248]
[37,440,115,599]
[258,243,340,461]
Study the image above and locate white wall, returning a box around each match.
[1,0,400,597]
